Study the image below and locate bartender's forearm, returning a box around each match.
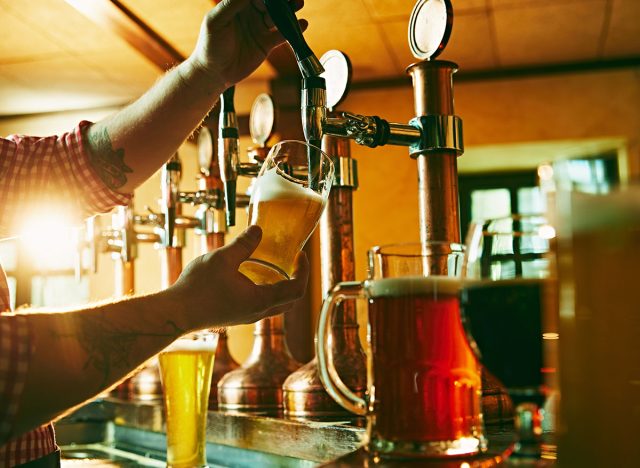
[84,57,224,194]
[12,289,191,439]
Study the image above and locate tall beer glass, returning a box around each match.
[460,215,557,459]
[556,187,640,467]
[159,332,218,468]
[239,140,334,285]
[317,243,485,459]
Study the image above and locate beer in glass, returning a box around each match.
[239,140,334,285]
[556,188,640,467]
[317,243,485,459]
[159,332,218,468]
[460,215,557,458]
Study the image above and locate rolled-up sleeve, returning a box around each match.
[0,120,132,237]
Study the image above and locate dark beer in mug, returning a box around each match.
[368,276,483,448]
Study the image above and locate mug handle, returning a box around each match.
[316,281,367,416]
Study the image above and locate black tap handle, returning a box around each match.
[263,0,323,76]
[221,86,235,112]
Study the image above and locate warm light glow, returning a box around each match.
[537,164,554,181]
[543,332,559,340]
[444,437,480,456]
[19,210,80,270]
[538,224,556,240]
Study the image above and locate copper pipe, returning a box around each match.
[283,132,366,419]
[114,258,134,297]
[218,314,299,415]
[161,247,183,288]
[408,61,461,275]
[197,171,240,410]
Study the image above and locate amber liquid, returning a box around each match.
[368,280,482,447]
[239,196,323,285]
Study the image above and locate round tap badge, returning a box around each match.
[249,93,275,147]
[320,50,352,110]
[408,0,453,60]
[197,126,214,175]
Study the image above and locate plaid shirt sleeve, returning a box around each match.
[0,120,132,238]
[0,121,132,464]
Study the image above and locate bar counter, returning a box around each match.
[56,398,527,467]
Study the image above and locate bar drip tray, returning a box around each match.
[61,444,166,467]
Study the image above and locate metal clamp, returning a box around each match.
[333,157,358,188]
[408,115,464,156]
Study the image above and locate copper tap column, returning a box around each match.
[131,155,185,401]
[195,126,241,409]
[408,60,461,248]
[217,92,300,414]
[283,131,366,419]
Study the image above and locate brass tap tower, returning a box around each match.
[283,50,367,419]
[216,91,300,414]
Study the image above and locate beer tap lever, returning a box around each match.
[161,154,182,247]
[218,86,240,227]
[263,0,324,78]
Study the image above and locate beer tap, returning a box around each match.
[263,0,463,254]
[218,86,241,227]
[283,50,366,420]
[196,123,241,409]
[217,93,301,415]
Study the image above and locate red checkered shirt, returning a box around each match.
[0,121,131,466]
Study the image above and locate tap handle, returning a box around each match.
[263,0,324,77]
[221,86,235,112]
[218,87,240,226]
[161,155,182,247]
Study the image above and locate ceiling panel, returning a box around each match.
[493,0,606,66]
[440,11,497,71]
[0,0,127,56]
[305,21,400,79]
[490,0,588,7]
[301,0,370,23]
[378,20,414,73]
[602,0,640,58]
[0,57,136,115]
[364,0,489,20]
[122,0,211,57]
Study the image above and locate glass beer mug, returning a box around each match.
[317,243,485,459]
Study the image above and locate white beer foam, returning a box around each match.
[367,276,461,298]
[254,167,323,203]
[163,336,217,353]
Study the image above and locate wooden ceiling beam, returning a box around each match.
[65,0,185,71]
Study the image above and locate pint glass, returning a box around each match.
[317,243,485,458]
[556,187,640,467]
[159,332,218,468]
[239,140,334,285]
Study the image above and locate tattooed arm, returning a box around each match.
[10,226,309,440]
[84,0,305,193]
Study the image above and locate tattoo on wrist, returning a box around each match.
[86,127,133,190]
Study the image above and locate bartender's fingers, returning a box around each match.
[218,225,263,267]
[256,251,309,309]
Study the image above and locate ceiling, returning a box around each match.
[0,0,639,117]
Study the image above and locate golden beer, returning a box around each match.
[239,167,325,285]
[159,334,217,468]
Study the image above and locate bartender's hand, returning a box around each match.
[189,0,307,88]
[170,225,309,328]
